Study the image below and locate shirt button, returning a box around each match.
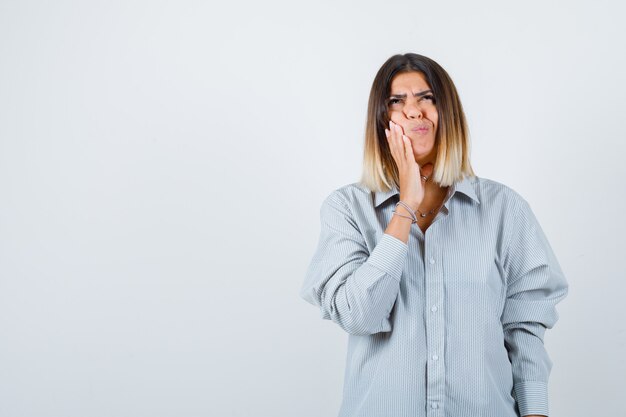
[429,257,435,264]
[431,402,438,409]
[432,355,439,361]
[431,306,437,312]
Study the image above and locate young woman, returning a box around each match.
[300,53,568,417]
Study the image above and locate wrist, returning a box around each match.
[398,197,419,212]
[394,201,418,224]
[395,204,415,217]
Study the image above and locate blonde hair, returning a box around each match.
[359,53,475,191]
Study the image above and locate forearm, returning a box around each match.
[301,191,410,335]
[504,323,552,417]
[321,207,412,334]
[500,198,568,417]
[318,233,408,335]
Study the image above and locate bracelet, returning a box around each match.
[395,200,418,224]
[392,211,417,224]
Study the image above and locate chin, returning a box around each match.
[411,145,435,158]
[412,146,437,164]
[408,134,434,145]
[414,156,432,166]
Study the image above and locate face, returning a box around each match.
[387,71,438,166]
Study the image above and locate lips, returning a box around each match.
[410,125,429,132]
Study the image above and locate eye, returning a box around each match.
[422,94,436,104]
[388,98,402,106]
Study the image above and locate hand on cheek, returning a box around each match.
[388,116,404,135]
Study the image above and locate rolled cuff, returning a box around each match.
[514,380,549,417]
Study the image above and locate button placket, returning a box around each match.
[425,237,445,415]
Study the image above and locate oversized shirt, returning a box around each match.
[300,175,568,417]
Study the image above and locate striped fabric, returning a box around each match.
[300,175,568,417]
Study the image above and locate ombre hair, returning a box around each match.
[359,53,475,191]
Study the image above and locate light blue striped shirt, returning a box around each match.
[300,175,568,417]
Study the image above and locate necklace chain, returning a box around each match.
[415,172,446,219]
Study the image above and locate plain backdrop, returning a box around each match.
[1,1,625,416]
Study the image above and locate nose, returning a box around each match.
[404,102,422,119]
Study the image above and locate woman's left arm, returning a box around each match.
[501,197,569,417]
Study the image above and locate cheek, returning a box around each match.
[388,111,404,124]
[430,111,439,125]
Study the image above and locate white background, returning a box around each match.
[1,1,624,416]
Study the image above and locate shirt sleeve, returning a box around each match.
[501,197,569,417]
[300,190,409,335]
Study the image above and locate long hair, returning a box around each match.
[359,53,475,191]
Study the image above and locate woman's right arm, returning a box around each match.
[299,191,413,335]
[299,121,423,335]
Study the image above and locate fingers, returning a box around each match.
[387,121,425,206]
[385,130,397,164]
[401,135,412,161]
[384,124,399,164]
[386,121,419,169]
[385,120,406,166]
[402,134,419,168]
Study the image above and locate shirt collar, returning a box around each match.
[373,175,480,207]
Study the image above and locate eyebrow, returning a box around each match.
[389,90,433,99]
